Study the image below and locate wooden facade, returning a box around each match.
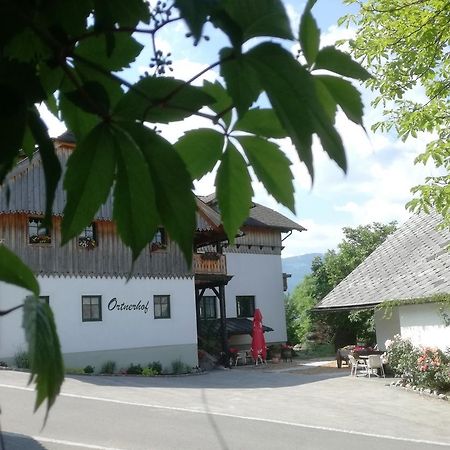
[0,213,191,278]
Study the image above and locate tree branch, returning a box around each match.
[0,303,23,317]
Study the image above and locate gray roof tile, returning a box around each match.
[316,211,450,310]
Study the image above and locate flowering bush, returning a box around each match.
[385,335,420,381]
[386,335,450,392]
[416,347,450,391]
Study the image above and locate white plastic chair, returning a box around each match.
[366,354,385,378]
[348,354,366,376]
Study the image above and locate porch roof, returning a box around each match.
[199,318,273,337]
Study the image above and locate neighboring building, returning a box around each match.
[315,212,450,350]
[0,133,304,370]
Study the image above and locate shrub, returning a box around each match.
[126,363,143,375]
[83,365,95,374]
[416,348,450,392]
[385,335,420,381]
[148,361,162,375]
[14,350,30,369]
[65,367,85,375]
[100,360,116,374]
[171,359,191,374]
[142,367,158,377]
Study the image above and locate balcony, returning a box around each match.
[193,252,227,275]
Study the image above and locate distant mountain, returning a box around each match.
[282,253,323,293]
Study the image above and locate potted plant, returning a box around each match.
[268,345,282,363]
[281,343,293,362]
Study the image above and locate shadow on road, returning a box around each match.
[65,364,349,391]
[1,432,45,450]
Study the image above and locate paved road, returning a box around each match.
[0,365,449,449]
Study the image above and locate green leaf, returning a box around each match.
[246,42,347,175]
[0,245,39,296]
[312,77,337,120]
[43,0,93,36]
[223,0,293,43]
[175,128,224,180]
[203,80,233,128]
[316,75,364,126]
[0,86,26,184]
[65,81,110,116]
[234,108,287,138]
[62,122,117,243]
[245,43,314,175]
[123,124,196,264]
[299,8,320,66]
[174,0,214,44]
[59,94,100,141]
[114,76,214,124]
[23,296,64,422]
[112,127,158,261]
[239,136,294,211]
[28,109,62,228]
[74,33,143,71]
[314,47,372,81]
[220,47,261,117]
[94,0,150,28]
[215,143,253,242]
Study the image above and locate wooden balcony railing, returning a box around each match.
[193,253,227,275]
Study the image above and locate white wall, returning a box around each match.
[224,252,287,344]
[374,307,400,350]
[0,275,197,360]
[399,303,450,350]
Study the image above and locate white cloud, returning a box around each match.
[282,218,344,257]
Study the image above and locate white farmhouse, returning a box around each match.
[315,212,450,350]
[0,132,304,370]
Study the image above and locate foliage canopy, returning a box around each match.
[0,0,369,414]
[287,222,397,346]
[342,0,450,228]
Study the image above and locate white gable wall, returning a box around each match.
[374,303,450,351]
[374,307,400,350]
[0,276,198,369]
[224,252,287,345]
[399,303,450,350]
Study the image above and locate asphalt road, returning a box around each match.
[0,365,449,450]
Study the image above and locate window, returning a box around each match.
[78,223,97,249]
[236,296,255,318]
[154,295,170,319]
[28,218,51,244]
[82,296,102,322]
[39,296,49,305]
[199,296,217,319]
[150,228,167,251]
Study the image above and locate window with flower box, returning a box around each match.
[78,223,97,249]
[150,228,167,251]
[28,218,51,244]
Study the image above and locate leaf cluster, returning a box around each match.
[0,0,369,415]
[342,0,450,228]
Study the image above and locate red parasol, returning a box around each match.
[251,308,267,362]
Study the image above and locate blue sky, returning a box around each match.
[43,1,436,257]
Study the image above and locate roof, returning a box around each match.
[55,130,76,144]
[0,147,226,233]
[198,318,273,337]
[315,211,450,311]
[199,194,305,232]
